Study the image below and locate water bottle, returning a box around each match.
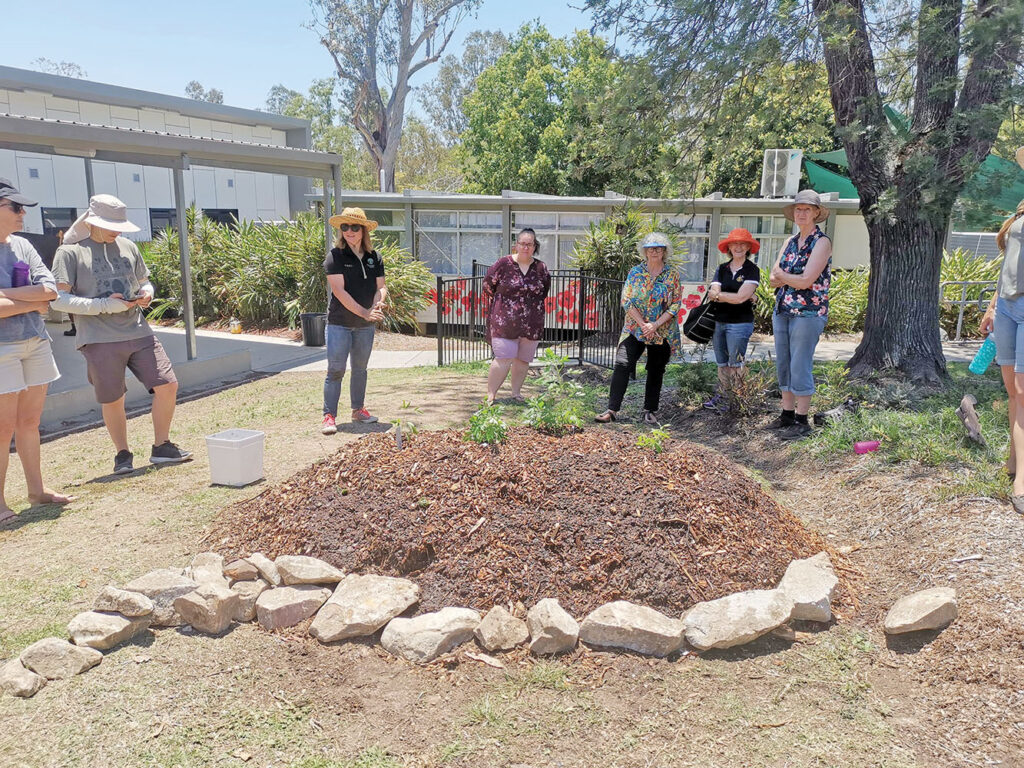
[969,335,997,375]
[10,260,29,288]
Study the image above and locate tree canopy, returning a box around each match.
[184,81,224,104]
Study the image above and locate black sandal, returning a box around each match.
[595,410,617,423]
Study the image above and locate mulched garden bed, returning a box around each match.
[207,428,846,615]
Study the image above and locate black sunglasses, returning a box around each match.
[0,201,26,214]
[339,224,362,232]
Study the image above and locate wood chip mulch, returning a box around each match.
[207,428,845,616]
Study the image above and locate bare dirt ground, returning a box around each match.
[0,364,1020,768]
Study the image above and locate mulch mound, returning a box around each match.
[207,428,843,616]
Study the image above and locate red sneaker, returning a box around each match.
[351,408,378,424]
[320,414,337,435]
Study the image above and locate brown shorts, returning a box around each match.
[80,336,177,404]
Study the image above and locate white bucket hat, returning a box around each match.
[637,231,673,260]
[64,194,141,244]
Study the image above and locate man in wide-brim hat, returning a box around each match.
[52,194,191,475]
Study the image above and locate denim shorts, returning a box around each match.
[712,321,754,368]
[994,294,1024,373]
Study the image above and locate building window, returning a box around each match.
[150,208,177,234]
[202,209,239,230]
[227,179,234,188]
[133,173,141,182]
[718,215,796,272]
[511,211,602,271]
[40,207,77,238]
[658,213,711,282]
[414,209,501,275]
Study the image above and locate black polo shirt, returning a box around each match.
[711,259,760,324]
[324,245,386,327]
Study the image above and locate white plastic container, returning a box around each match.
[205,429,265,487]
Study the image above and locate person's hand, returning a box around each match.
[980,312,995,335]
[35,302,49,314]
[365,306,385,322]
[135,292,153,309]
[709,286,721,301]
[640,321,658,340]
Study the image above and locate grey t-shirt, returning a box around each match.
[0,235,56,343]
[52,236,152,348]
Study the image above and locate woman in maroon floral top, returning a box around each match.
[482,228,551,405]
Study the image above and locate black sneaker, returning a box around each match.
[765,415,795,431]
[113,450,134,474]
[778,422,813,441]
[150,441,192,464]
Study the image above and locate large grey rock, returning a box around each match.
[93,586,154,617]
[255,585,332,630]
[0,659,46,698]
[224,559,259,582]
[777,552,839,623]
[20,638,102,679]
[174,583,240,635]
[186,552,228,588]
[122,569,199,626]
[275,555,345,586]
[380,607,481,663]
[580,601,685,657]
[527,598,579,655]
[247,552,282,586]
[683,589,793,651]
[884,588,958,634]
[68,611,150,650]
[230,579,268,622]
[474,606,529,652]
[309,574,420,643]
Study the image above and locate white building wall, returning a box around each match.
[832,213,871,270]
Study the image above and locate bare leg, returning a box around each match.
[0,391,17,521]
[14,384,71,504]
[781,391,796,411]
[509,360,530,398]
[101,395,130,453]
[1013,373,1024,497]
[151,381,178,446]
[794,394,812,416]
[1001,365,1016,475]
[486,358,513,405]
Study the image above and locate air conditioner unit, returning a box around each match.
[760,149,803,198]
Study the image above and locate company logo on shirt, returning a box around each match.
[365,257,376,268]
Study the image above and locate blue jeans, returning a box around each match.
[994,294,1024,373]
[773,313,827,396]
[323,324,375,415]
[712,321,754,368]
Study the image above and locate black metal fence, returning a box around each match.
[435,264,625,368]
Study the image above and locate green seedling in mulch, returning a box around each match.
[636,427,671,453]
[466,404,509,444]
[522,350,587,435]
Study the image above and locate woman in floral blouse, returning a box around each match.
[596,232,682,425]
[482,228,551,405]
[767,189,833,440]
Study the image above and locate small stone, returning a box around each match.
[310,574,420,643]
[474,606,529,652]
[247,552,282,586]
[777,552,839,623]
[68,611,151,650]
[20,638,102,679]
[224,559,259,582]
[579,601,685,657]
[683,589,794,651]
[230,579,268,622]
[380,607,480,663]
[187,552,228,588]
[122,569,199,627]
[255,585,332,630]
[527,598,579,656]
[93,586,154,617]
[275,555,345,586]
[884,588,958,634]
[174,583,240,635]
[0,659,46,698]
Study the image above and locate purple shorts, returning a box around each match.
[491,337,540,363]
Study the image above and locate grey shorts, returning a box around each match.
[0,336,60,395]
[80,336,176,404]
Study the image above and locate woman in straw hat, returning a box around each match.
[767,189,833,440]
[979,146,1024,514]
[596,231,682,425]
[320,207,387,434]
[704,228,762,412]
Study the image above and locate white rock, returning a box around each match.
[255,585,332,630]
[309,574,420,643]
[224,559,260,582]
[230,579,268,622]
[777,552,839,622]
[527,598,579,655]
[174,583,240,635]
[247,552,282,586]
[683,589,793,651]
[68,611,150,650]
[122,569,199,626]
[20,637,102,679]
[380,607,481,663]
[186,552,228,588]
[93,586,154,617]
[474,606,530,652]
[0,659,46,698]
[884,588,958,634]
[579,601,685,657]
[275,555,345,586]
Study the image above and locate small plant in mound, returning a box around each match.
[391,401,423,448]
[466,404,509,444]
[673,361,718,408]
[720,361,777,419]
[521,350,587,435]
[636,427,670,453]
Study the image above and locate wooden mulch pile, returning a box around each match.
[207,428,844,616]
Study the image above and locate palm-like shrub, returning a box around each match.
[570,203,685,282]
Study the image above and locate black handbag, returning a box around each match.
[682,290,718,344]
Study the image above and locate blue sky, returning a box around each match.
[4,0,593,111]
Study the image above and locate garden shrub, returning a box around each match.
[570,203,685,282]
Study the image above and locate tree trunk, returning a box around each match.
[847,216,948,383]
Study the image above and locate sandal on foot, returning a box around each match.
[1012,495,1024,515]
[0,509,16,525]
[594,410,618,423]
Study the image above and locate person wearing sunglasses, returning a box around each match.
[320,207,388,434]
[0,178,73,523]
